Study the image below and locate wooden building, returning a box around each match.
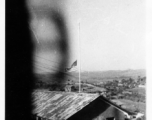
[32,90,138,120]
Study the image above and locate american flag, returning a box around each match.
[65,60,77,72]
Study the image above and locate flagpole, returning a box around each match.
[78,22,81,93]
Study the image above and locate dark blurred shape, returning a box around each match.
[6,0,35,120]
[50,10,70,89]
[6,0,70,119]
[5,0,34,120]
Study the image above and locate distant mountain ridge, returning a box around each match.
[79,69,146,79]
[35,69,146,82]
[96,69,145,76]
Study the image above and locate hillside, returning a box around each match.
[35,69,146,83]
[79,69,145,79]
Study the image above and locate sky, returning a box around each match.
[66,0,146,71]
[28,0,146,72]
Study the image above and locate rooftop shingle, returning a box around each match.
[33,90,99,120]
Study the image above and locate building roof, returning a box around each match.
[111,100,124,106]
[33,90,136,120]
[99,96,136,116]
[32,90,99,120]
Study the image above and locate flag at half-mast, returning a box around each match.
[65,60,77,72]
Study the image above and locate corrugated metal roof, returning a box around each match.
[32,90,99,120]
